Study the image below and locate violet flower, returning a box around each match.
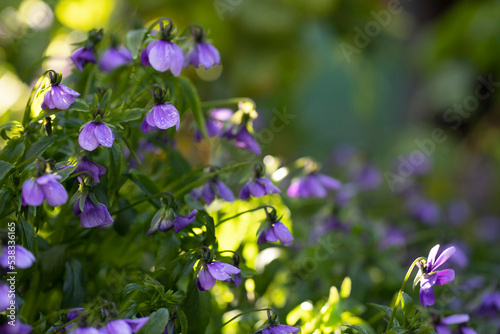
[435,314,476,334]
[477,291,500,317]
[254,325,299,334]
[71,47,96,71]
[141,104,180,133]
[22,174,68,207]
[224,125,261,155]
[0,245,35,269]
[76,328,99,334]
[240,178,281,200]
[185,25,220,69]
[0,283,10,312]
[147,208,197,236]
[354,164,382,190]
[0,319,33,334]
[79,121,115,151]
[73,197,114,229]
[407,196,440,225]
[99,317,149,334]
[258,221,294,247]
[41,71,80,110]
[191,178,234,205]
[287,173,341,198]
[194,108,233,142]
[417,244,456,307]
[196,261,241,291]
[74,158,106,184]
[99,46,132,72]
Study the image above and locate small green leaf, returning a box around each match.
[184,193,204,211]
[62,259,85,308]
[139,308,169,334]
[0,137,25,164]
[177,77,208,139]
[401,292,416,319]
[203,214,216,247]
[367,303,393,317]
[344,324,369,334]
[0,161,14,183]
[70,99,90,112]
[387,327,409,334]
[111,108,144,122]
[0,188,15,219]
[126,29,147,59]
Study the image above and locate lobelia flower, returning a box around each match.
[254,325,299,334]
[0,245,35,269]
[287,172,341,198]
[191,178,234,205]
[0,283,10,312]
[73,196,114,228]
[22,174,68,207]
[147,207,197,236]
[196,261,241,291]
[74,158,106,184]
[435,314,476,334]
[41,71,80,110]
[417,244,456,307]
[194,108,233,142]
[98,317,149,334]
[71,47,96,71]
[0,319,33,334]
[79,121,115,151]
[185,24,220,69]
[99,46,132,72]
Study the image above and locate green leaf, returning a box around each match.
[344,324,369,334]
[139,308,169,334]
[387,327,409,334]
[70,99,90,112]
[126,28,147,59]
[19,216,38,256]
[0,161,14,183]
[177,77,208,139]
[108,144,124,204]
[178,310,188,334]
[126,169,162,206]
[184,193,205,211]
[24,136,54,161]
[184,282,211,334]
[0,137,25,164]
[62,259,85,308]
[367,303,393,317]
[111,108,144,122]
[401,292,416,319]
[203,214,216,247]
[0,188,15,219]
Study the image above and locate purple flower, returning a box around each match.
[99,317,149,334]
[186,42,220,69]
[258,221,293,247]
[0,245,35,269]
[287,173,341,198]
[141,40,184,76]
[76,328,99,334]
[354,164,382,190]
[0,319,33,334]
[191,179,234,205]
[196,261,241,291]
[418,244,456,307]
[379,226,406,250]
[435,314,476,334]
[141,104,180,133]
[41,84,80,110]
[74,158,106,184]
[254,325,299,334]
[71,47,96,71]
[99,46,132,72]
[477,291,500,317]
[22,174,68,207]
[194,108,233,142]
[147,208,197,236]
[240,178,281,199]
[336,183,358,207]
[78,121,115,151]
[73,197,114,228]
[0,283,11,312]
[224,125,261,155]
[407,196,440,225]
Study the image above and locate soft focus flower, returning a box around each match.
[191,179,234,205]
[447,199,470,226]
[99,46,132,72]
[0,245,35,269]
[147,208,197,236]
[0,283,11,312]
[196,261,241,291]
[78,121,115,151]
[477,291,500,317]
[418,244,456,307]
[71,47,96,71]
[309,215,348,243]
[194,108,233,142]
[444,242,469,268]
[224,125,261,155]
[75,328,99,334]
[0,319,33,334]
[435,314,476,334]
[254,325,299,334]
[99,317,149,334]
[141,103,180,133]
[22,174,68,207]
[141,39,184,76]
[379,226,406,251]
[287,173,341,198]
[354,164,382,190]
[73,197,114,228]
[41,84,80,110]
[336,183,358,207]
[258,221,293,247]
[74,158,106,184]
[186,42,220,69]
[407,196,440,225]
[240,178,281,200]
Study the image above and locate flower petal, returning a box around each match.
[419,287,435,307]
[441,314,469,325]
[153,104,180,130]
[432,246,456,271]
[148,40,170,72]
[435,269,455,285]
[106,320,132,334]
[427,244,440,269]
[317,174,341,190]
[13,245,36,269]
[40,178,68,206]
[207,262,240,281]
[197,266,216,291]
[248,180,266,198]
[79,122,100,151]
[80,200,114,228]
[94,123,114,148]
[215,180,235,202]
[272,222,294,246]
[22,179,44,206]
[167,42,185,76]
[124,317,149,333]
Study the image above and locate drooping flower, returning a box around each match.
[435,314,476,334]
[254,325,299,334]
[79,121,115,151]
[141,104,180,133]
[41,71,80,110]
[22,174,68,207]
[0,283,11,312]
[0,319,33,334]
[194,108,233,142]
[287,173,341,198]
[99,46,133,72]
[0,245,35,269]
[71,47,96,71]
[191,178,234,205]
[73,197,114,229]
[224,125,261,155]
[147,207,197,236]
[417,244,456,307]
[99,317,149,334]
[74,158,106,184]
[240,178,281,200]
[196,261,241,291]
[258,221,294,247]
[185,24,220,69]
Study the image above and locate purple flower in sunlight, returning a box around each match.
[99,317,149,334]
[76,328,99,334]
[99,46,132,72]
[41,84,80,110]
[258,221,293,247]
[0,284,11,312]
[240,178,281,199]
[141,103,180,133]
[230,272,242,287]
[147,209,197,236]
[79,121,115,151]
[447,199,470,226]
[71,47,96,71]
[254,325,299,334]
[435,314,476,334]
[22,174,68,207]
[194,108,233,142]
[186,42,220,69]
[0,245,35,269]
[407,196,440,225]
[224,125,261,155]
[287,173,341,198]
[444,242,468,268]
[196,261,241,291]
[191,179,234,205]
[0,319,33,334]
[418,244,456,307]
[73,197,114,228]
[141,40,184,76]
[74,158,106,184]
[354,164,382,190]
[477,291,500,317]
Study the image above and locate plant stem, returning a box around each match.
[215,205,275,227]
[201,97,255,108]
[110,192,170,215]
[221,308,275,328]
[385,257,425,332]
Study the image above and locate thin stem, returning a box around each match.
[201,97,255,109]
[386,257,425,332]
[221,308,275,328]
[110,192,170,215]
[215,205,275,227]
